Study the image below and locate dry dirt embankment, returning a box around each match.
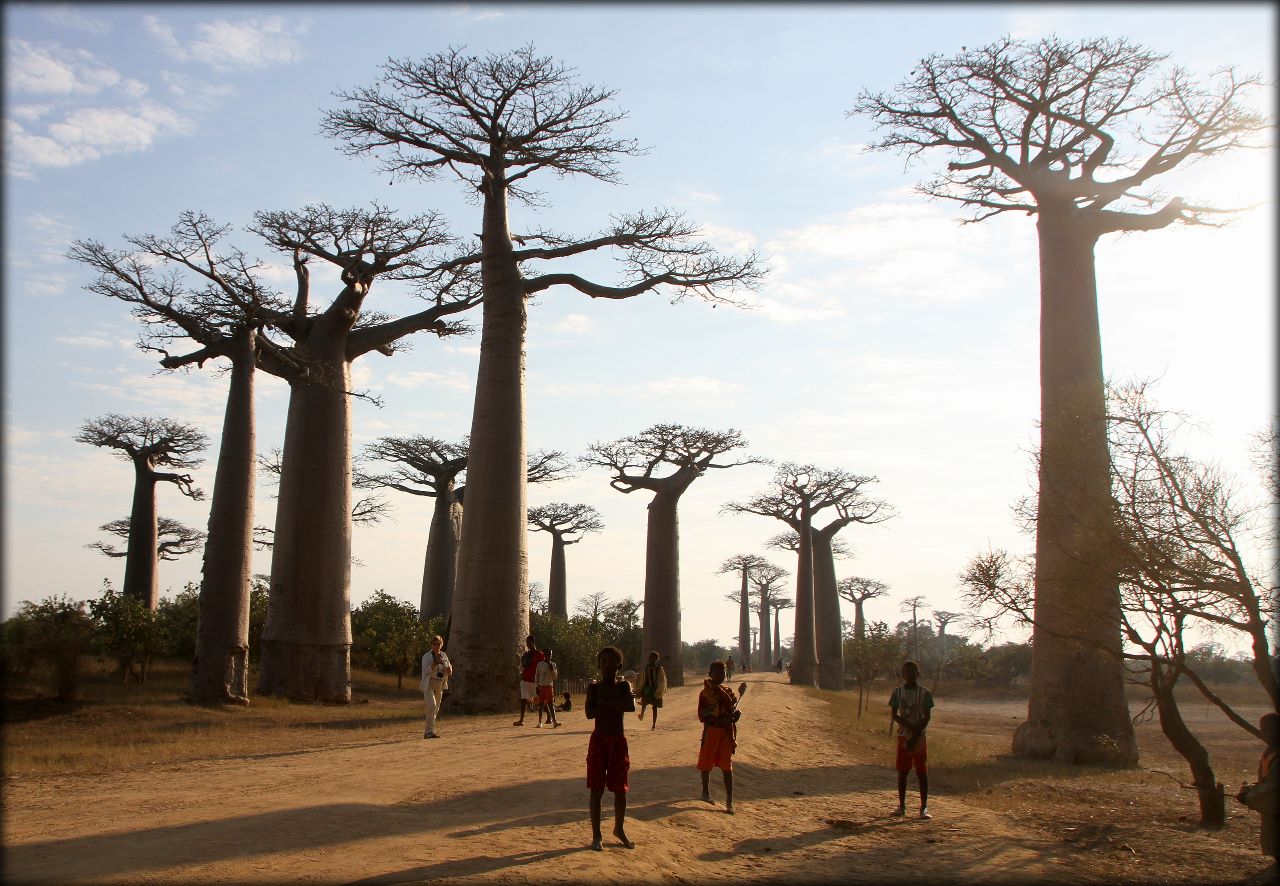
[1,672,1269,884]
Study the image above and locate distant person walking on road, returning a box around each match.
[889,660,934,819]
[536,648,561,728]
[697,660,742,815]
[514,635,545,726]
[420,635,452,739]
[635,650,667,730]
[586,645,636,851]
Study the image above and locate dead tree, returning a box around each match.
[837,577,890,642]
[324,46,764,711]
[853,35,1269,765]
[727,464,891,689]
[88,517,205,561]
[69,215,293,703]
[246,203,481,702]
[718,554,771,673]
[586,424,762,686]
[527,502,604,619]
[76,415,205,611]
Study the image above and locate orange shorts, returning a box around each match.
[697,726,735,772]
[895,734,928,773]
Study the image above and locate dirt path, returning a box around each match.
[0,673,1241,883]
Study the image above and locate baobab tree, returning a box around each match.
[76,415,205,611]
[750,562,789,671]
[247,203,481,702]
[727,464,891,689]
[527,502,604,618]
[853,35,1268,763]
[88,517,205,563]
[837,576,890,642]
[932,609,963,686]
[900,596,929,663]
[772,595,794,667]
[587,424,762,686]
[718,554,771,672]
[355,435,468,622]
[324,46,763,711]
[70,214,292,703]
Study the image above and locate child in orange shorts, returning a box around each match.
[697,660,740,814]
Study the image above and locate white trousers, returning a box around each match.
[423,683,443,735]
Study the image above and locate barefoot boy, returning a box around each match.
[697,660,740,815]
[889,660,934,819]
[586,645,636,851]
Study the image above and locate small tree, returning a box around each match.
[527,502,604,619]
[588,424,762,686]
[88,580,163,683]
[87,517,205,562]
[76,415,206,610]
[5,595,95,701]
[351,591,431,690]
[844,620,903,717]
[155,583,201,664]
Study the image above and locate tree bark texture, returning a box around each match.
[737,569,751,671]
[643,491,684,685]
[447,188,530,713]
[123,462,160,610]
[1152,672,1226,828]
[853,601,866,643]
[191,332,256,704]
[1015,208,1137,765]
[420,483,458,622]
[548,532,568,619]
[773,608,781,666]
[812,529,845,691]
[258,332,354,702]
[790,504,818,686]
[756,601,772,672]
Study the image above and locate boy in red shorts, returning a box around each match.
[888,660,934,819]
[585,645,636,851]
[697,660,740,815]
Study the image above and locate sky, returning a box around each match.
[3,3,1275,654]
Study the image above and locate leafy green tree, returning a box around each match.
[351,591,431,689]
[3,595,95,701]
[843,620,903,716]
[248,577,270,664]
[682,638,731,678]
[88,580,163,683]
[155,583,201,662]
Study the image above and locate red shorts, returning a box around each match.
[537,685,554,703]
[895,734,928,774]
[697,726,735,772]
[586,732,629,793]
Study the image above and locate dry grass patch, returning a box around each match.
[4,658,426,777]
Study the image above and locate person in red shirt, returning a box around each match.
[513,635,545,726]
[586,645,636,850]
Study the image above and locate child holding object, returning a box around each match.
[585,645,636,851]
[888,660,934,819]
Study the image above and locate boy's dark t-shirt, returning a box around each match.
[586,678,635,736]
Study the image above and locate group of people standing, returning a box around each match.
[514,636,563,728]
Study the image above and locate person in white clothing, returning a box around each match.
[421,635,453,739]
[535,648,561,727]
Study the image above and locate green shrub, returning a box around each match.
[88,580,162,683]
[3,594,95,700]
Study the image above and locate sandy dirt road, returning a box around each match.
[0,672,1259,884]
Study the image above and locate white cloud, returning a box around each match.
[5,39,122,95]
[686,190,722,204]
[381,369,474,391]
[7,102,194,175]
[54,335,116,348]
[544,374,744,400]
[698,222,758,255]
[449,5,505,22]
[146,15,308,71]
[42,5,113,35]
[159,70,237,108]
[553,313,595,334]
[9,104,53,122]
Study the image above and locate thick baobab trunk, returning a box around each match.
[191,334,256,704]
[773,608,781,666]
[1152,671,1225,827]
[420,483,458,622]
[853,601,866,642]
[1015,208,1137,765]
[258,342,354,703]
[548,532,568,619]
[790,506,818,686]
[122,464,160,610]
[756,601,772,672]
[643,491,684,685]
[812,529,844,691]
[737,569,751,671]
[447,187,530,713]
